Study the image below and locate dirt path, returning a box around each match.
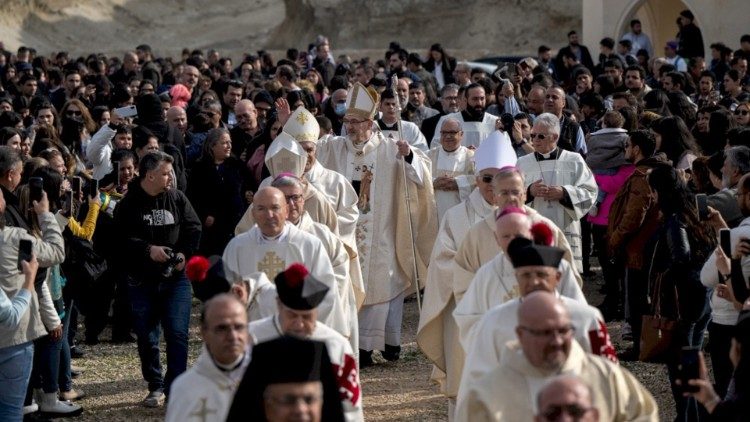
[59,261,681,421]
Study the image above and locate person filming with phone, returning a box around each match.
[0,168,67,418]
[113,151,201,408]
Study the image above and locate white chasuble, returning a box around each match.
[516,149,597,272]
[166,346,249,422]
[416,188,495,398]
[222,222,347,336]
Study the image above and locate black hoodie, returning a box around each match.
[113,179,201,281]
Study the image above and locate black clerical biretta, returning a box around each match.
[185,255,230,302]
[226,336,345,422]
[507,237,565,269]
[275,262,329,310]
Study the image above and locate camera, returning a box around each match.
[161,249,184,278]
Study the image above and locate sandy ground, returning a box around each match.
[33,256,687,422]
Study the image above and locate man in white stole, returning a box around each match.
[431,83,498,148]
[271,174,364,356]
[454,209,586,353]
[314,83,437,366]
[515,113,597,272]
[222,187,347,337]
[377,89,429,152]
[166,294,250,422]
[452,167,581,304]
[248,264,363,421]
[428,118,477,221]
[456,290,656,422]
[417,130,515,418]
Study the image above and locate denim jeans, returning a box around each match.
[30,298,65,394]
[58,299,73,392]
[128,272,191,396]
[0,342,34,420]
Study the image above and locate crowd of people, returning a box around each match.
[0,6,750,421]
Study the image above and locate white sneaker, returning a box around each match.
[22,400,38,415]
[39,392,83,416]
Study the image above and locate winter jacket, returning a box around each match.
[114,181,201,282]
[587,165,635,226]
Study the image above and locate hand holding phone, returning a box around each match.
[679,347,701,393]
[29,177,44,204]
[696,194,709,220]
[113,105,138,118]
[89,179,99,199]
[18,239,33,272]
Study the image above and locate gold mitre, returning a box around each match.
[346,82,379,120]
[284,107,320,144]
[264,132,307,178]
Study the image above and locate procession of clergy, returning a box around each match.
[164,80,659,421]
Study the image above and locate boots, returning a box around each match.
[39,391,83,417]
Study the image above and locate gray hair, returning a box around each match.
[533,113,561,137]
[270,174,304,190]
[440,117,462,130]
[0,146,22,176]
[726,146,750,175]
[202,127,230,160]
[138,151,173,176]
[441,83,459,96]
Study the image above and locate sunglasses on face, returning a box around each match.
[66,110,82,116]
[735,109,749,116]
[480,174,494,183]
[530,133,548,140]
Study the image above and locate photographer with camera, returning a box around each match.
[113,151,201,408]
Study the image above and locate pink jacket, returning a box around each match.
[588,165,636,226]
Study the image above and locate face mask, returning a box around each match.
[334,103,347,116]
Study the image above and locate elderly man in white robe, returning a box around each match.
[248,263,363,421]
[456,289,657,422]
[417,130,515,418]
[516,113,597,272]
[271,174,363,355]
[314,83,437,367]
[428,117,477,220]
[457,240,616,415]
[431,83,498,148]
[166,294,250,422]
[454,209,586,352]
[222,186,347,337]
[453,167,581,303]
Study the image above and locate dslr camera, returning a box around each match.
[161,249,184,278]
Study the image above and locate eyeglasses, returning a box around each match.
[480,174,494,183]
[443,96,459,102]
[519,325,576,338]
[66,110,82,117]
[285,194,304,203]
[530,133,548,140]
[541,404,594,421]
[735,109,749,116]
[440,130,460,137]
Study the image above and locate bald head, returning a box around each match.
[535,375,599,422]
[252,187,288,237]
[166,106,187,133]
[516,291,572,370]
[235,99,258,132]
[494,210,532,252]
[200,293,248,365]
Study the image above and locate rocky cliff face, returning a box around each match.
[0,0,580,57]
[269,0,581,54]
